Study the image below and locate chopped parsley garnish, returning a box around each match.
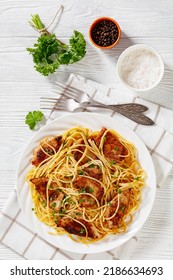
[114,147,119,151]
[77,170,85,175]
[121,206,125,212]
[110,160,116,167]
[98,164,102,170]
[69,200,76,205]
[59,209,66,215]
[78,187,87,193]
[89,164,95,168]
[134,176,140,181]
[51,202,56,208]
[118,189,122,194]
[44,148,54,155]
[88,187,94,193]
[79,228,85,234]
[52,211,55,217]
[79,186,93,193]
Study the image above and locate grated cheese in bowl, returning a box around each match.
[117,44,164,92]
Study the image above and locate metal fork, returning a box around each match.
[40,96,154,125]
[52,82,148,113]
[41,81,154,125]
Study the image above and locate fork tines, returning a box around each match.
[54,82,84,93]
[40,97,65,110]
[53,82,83,99]
[40,97,58,106]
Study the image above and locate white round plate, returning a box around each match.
[17,113,156,254]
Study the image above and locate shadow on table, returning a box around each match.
[50,31,136,84]
[137,67,173,109]
[50,32,173,111]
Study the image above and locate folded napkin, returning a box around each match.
[1,73,173,260]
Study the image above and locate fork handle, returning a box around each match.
[85,100,148,113]
[83,103,154,125]
[116,111,154,125]
[107,103,148,113]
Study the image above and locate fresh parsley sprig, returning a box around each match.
[27,14,86,76]
[25,110,44,130]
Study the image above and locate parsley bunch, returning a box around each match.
[27,14,86,76]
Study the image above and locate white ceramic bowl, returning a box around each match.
[117,44,164,92]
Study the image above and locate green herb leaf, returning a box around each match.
[134,176,140,181]
[27,17,86,76]
[25,110,44,130]
[51,202,56,208]
[67,30,86,63]
[44,148,54,155]
[89,164,95,168]
[77,170,84,175]
[78,187,87,193]
[79,228,85,234]
[60,209,66,215]
[110,160,116,167]
[27,34,62,76]
[98,164,102,170]
[52,211,55,217]
[121,206,125,212]
[88,187,94,193]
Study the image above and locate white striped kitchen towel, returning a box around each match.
[0,73,173,260]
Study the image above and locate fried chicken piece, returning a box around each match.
[73,139,99,165]
[73,176,104,208]
[30,177,64,211]
[31,136,62,167]
[57,215,101,239]
[104,189,130,229]
[103,131,127,162]
[84,164,102,180]
[89,127,107,146]
[90,127,127,162]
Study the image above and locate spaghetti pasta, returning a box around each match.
[26,126,146,243]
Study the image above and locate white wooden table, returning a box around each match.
[1,0,173,259]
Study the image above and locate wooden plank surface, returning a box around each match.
[0,0,173,259]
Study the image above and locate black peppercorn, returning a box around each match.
[91,19,119,47]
